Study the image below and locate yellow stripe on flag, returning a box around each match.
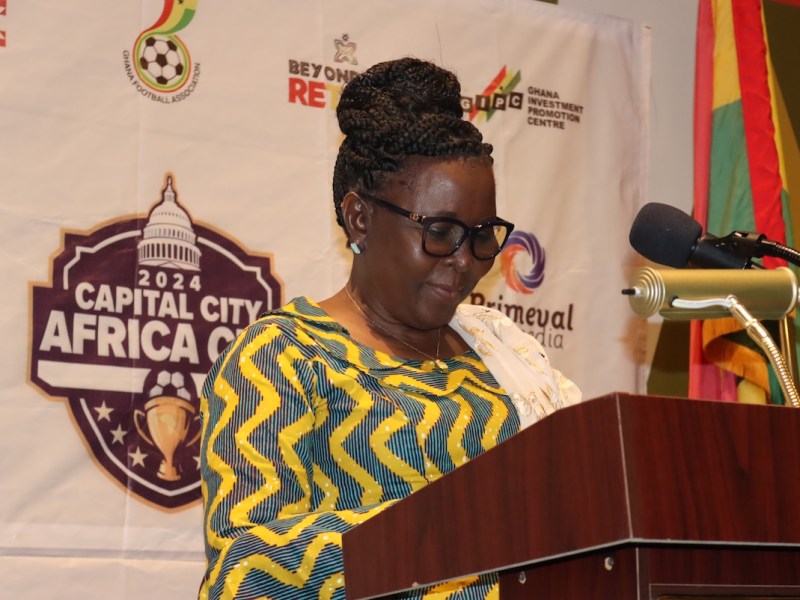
[711,0,741,110]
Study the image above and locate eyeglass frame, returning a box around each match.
[356,191,515,260]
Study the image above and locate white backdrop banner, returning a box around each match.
[0,0,649,597]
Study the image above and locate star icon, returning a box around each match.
[93,401,113,422]
[110,424,127,445]
[129,446,148,468]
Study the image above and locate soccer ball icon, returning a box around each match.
[147,369,192,402]
[137,35,186,88]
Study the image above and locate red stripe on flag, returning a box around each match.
[692,0,713,230]
[689,0,736,401]
[689,0,713,400]
[0,31,5,47]
[731,0,787,268]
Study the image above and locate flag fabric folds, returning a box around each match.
[690,0,796,404]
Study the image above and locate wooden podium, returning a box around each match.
[342,393,800,599]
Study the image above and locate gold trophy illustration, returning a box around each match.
[134,370,199,481]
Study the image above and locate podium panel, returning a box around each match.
[343,393,800,599]
[499,547,800,599]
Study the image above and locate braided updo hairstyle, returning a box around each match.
[332,57,493,230]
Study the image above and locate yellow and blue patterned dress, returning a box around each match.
[199,297,521,600]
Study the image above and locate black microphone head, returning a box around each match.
[629,202,702,268]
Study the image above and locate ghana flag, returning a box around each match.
[690,0,800,404]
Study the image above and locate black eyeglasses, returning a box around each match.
[358,192,515,260]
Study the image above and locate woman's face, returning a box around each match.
[358,157,497,330]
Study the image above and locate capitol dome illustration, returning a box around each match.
[137,176,201,271]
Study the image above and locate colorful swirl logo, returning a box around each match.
[132,0,197,92]
[500,230,545,294]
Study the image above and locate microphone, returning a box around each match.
[624,265,798,320]
[629,202,752,269]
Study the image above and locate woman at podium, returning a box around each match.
[198,57,580,600]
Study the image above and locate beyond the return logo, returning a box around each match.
[288,34,361,110]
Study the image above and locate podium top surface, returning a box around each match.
[342,393,800,599]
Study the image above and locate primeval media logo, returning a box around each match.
[472,231,574,349]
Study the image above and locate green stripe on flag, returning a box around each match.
[708,99,758,234]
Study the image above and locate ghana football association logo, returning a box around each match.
[29,174,282,509]
[122,0,201,102]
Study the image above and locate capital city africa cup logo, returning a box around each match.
[124,0,200,98]
[29,174,282,509]
[500,230,545,294]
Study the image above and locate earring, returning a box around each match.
[350,241,363,255]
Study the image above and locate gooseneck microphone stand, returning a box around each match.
[671,295,800,408]
[734,234,800,393]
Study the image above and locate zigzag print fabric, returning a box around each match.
[200,297,521,599]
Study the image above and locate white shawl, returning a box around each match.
[450,304,582,430]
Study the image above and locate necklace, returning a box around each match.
[344,286,447,372]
